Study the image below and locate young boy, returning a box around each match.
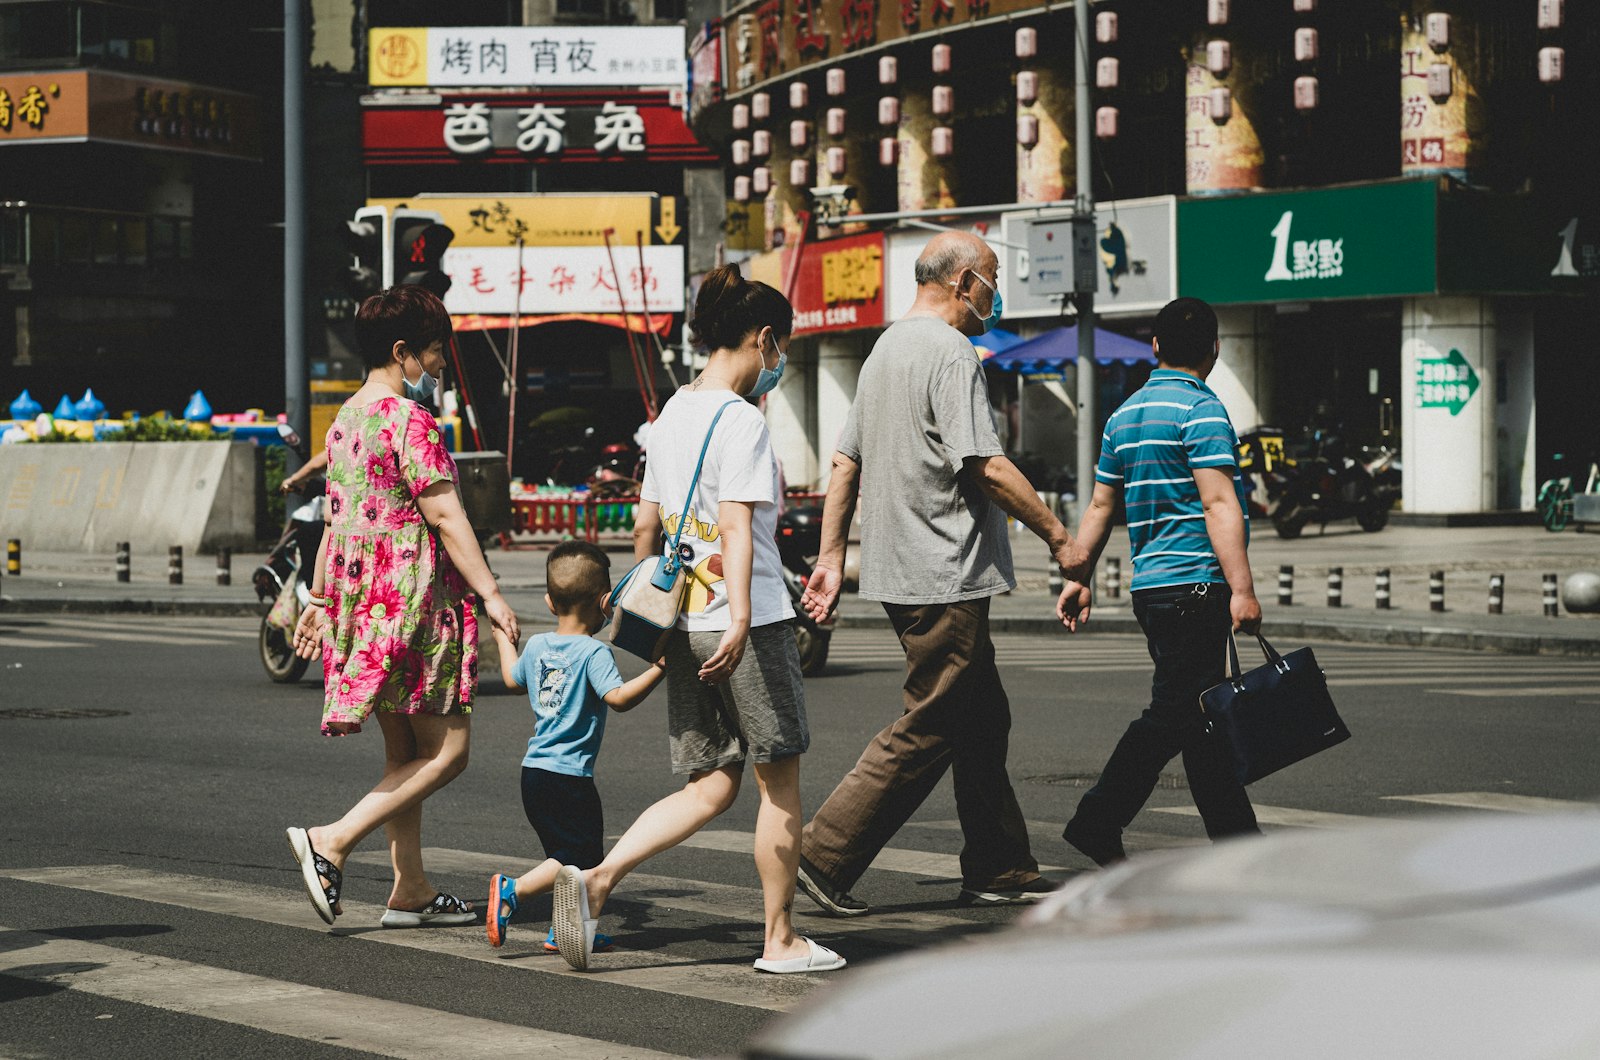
[488,540,666,951]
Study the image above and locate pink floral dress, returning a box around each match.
[318,397,477,735]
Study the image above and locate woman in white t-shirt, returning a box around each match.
[549,265,845,975]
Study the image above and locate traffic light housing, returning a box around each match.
[392,209,454,299]
[343,205,387,299]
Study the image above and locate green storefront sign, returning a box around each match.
[1179,180,1438,304]
[1414,347,1480,416]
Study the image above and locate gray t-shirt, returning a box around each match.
[837,316,1015,604]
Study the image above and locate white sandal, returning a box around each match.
[753,936,848,974]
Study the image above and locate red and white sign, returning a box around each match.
[442,245,685,315]
[788,232,885,334]
[363,90,714,165]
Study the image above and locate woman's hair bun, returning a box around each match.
[689,263,794,352]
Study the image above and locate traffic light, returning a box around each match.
[392,208,454,299]
[344,205,387,299]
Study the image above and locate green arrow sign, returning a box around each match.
[1415,347,1480,416]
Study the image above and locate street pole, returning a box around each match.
[283,0,308,449]
[1073,0,1097,525]
[507,236,523,473]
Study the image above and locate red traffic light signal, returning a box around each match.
[392,215,454,299]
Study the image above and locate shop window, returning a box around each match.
[150,217,178,263]
[61,215,93,265]
[0,213,21,267]
[122,218,149,265]
[94,218,120,265]
[28,212,59,266]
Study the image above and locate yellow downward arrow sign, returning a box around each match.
[655,197,682,244]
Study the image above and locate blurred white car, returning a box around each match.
[748,813,1600,1059]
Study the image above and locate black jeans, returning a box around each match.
[1069,582,1259,840]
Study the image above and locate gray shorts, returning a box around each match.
[666,621,809,775]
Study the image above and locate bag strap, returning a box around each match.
[1222,628,1288,681]
[663,399,742,574]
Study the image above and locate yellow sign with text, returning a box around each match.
[366,195,681,247]
[369,28,428,86]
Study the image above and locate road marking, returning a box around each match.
[40,616,258,640]
[0,865,817,1012]
[1424,686,1600,697]
[348,847,989,941]
[675,829,1066,877]
[1,625,236,647]
[1381,792,1598,814]
[0,925,680,1059]
[0,636,92,649]
[1149,804,1371,829]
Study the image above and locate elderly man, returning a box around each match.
[797,231,1090,914]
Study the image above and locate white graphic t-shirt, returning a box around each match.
[641,388,795,633]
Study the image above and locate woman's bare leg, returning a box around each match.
[584,765,741,917]
[751,756,808,962]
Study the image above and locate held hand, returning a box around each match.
[800,565,843,622]
[1231,590,1263,635]
[698,625,748,685]
[1056,581,1093,633]
[483,591,520,648]
[292,604,328,660]
[1051,538,1092,585]
[278,474,301,496]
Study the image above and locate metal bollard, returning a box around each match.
[1488,573,1504,615]
[115,542,131,583]
[1106,557,1122,600]
[1375,569,1391,610]
[1544,573,1560,617]
[5,538,18,576]
[216,548,231,587]
[168,545,183,586]
[1327,566,1343,608]
[1429,570,1445,612]
[1278,565,1294,607]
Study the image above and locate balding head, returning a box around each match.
[914,231,995,287]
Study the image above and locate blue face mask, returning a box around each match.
[956,271,1003,333]
[748,337,786,398]
[402,352,438,402]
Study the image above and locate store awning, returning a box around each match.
[970,328,1027,355]
[450,312,673,336]
[980,324,1155,372]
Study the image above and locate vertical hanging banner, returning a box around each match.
[1184,46,1263,196]
[1399,15,1479,180]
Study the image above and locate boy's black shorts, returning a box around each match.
[521,767,604,869]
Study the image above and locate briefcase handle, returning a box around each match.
[1223,630,1291,688]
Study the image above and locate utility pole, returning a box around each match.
[283,0,308,449]
[1073,0,1098,524]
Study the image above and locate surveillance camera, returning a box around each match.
[809,184,858,203]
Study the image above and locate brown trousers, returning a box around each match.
[800,596,1040,891]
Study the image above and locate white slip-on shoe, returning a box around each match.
[552,864,593,971]
[753,936,848,974]
[379,892,476,928]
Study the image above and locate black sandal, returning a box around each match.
[380,891,476,928]
[286,826,342,925]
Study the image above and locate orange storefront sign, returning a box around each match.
[0,69,259,159]
[0,71,89,142]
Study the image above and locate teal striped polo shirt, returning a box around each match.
[1095,369,1249,591]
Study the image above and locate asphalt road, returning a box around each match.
[2,614,1598,1058]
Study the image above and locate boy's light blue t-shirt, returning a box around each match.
[512,633,624,777]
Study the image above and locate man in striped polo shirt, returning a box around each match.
[1055,297,1262,866]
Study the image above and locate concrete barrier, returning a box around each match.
[0,441,257,554]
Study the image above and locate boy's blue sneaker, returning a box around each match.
[487,873,517,948]
[544,924,615,954]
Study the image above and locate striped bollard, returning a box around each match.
[1429,570,1445,612]
[1326,566,1343,608]
[1278,565,1294,607]
[5,538,18,575]
[1374,569,1391,610]
[1544,573,1560,617]
[216,548,231,587]
[115,542,131,583]
[1488,573,1504,615]
[168,546,183,586]
[1106,557,1122,600]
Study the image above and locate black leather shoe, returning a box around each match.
[958,876,1059,905]
[796,856,870,917]
[1063,818,1128,867]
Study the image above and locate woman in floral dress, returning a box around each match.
[285,286,519,928]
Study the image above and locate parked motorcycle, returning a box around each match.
[254,425,325,683]
[776,505,833,676]
[1246,424,1400,539]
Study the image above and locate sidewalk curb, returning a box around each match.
[833,612,1600,657]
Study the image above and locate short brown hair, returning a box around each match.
[546,540,612,612]
[353,285,453,370]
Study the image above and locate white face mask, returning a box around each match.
[402,350,438,401]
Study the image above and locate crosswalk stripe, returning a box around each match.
[1381,792,1598,814]
[0,924,680,1059]
[0,636,92,649]
[675,829,1067,877]
[1149,804,1372,829]
[1,625,237,647]
[348,847,988,940]
[1424,686,1600,698]
[39,616,258,640]
[0,865,816,1012]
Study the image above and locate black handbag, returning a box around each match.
[1200,632,1351,786]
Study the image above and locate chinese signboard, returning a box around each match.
[441,244,685,316]
[723,0,1038,90]
[1399,22,1477,180]
[1413,346,1479,415]
[1185,52,1263,195]
[0,70,258,159]
[788,232,884,334]
[368,27,686,88]
[362,91,713,165]
[1178,180,1437,305]
[1002,198,1176,319]
[688,22,724,123]
[367,195,680,248]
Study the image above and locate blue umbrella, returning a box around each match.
[971,328,1027,356]
[981,324,1154,373]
